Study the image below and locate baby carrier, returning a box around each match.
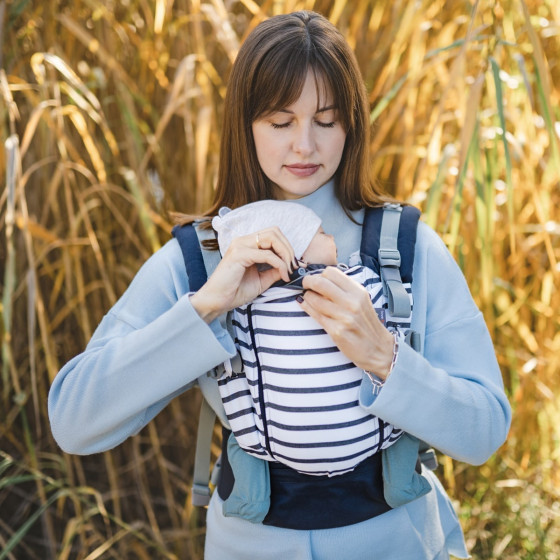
[172,203,437,529]
[219,264,406,476]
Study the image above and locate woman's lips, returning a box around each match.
[285,164,320,177]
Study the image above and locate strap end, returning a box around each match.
[191,483,212,507]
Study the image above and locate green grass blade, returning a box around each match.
[2,135,19,402]
[490,56,515,253]
[0,490,65,560]
[447,126,477,256]
[370,73,407,123]
[424,145,454,230]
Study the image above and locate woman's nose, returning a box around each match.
[292,124,316,155]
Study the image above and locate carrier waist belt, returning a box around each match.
[217,428,392,530]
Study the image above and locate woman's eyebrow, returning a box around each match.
[276,105,337,115]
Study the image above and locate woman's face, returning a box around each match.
[251,70,347,200]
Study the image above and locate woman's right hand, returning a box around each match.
[189,227,295,323]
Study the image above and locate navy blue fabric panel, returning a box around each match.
[172,224,208,291]
[359,207,384,277]
[217,427,235,500]
[262,452,391,530]
[397,206,421,283]
[360,206,421,283]
[217,443,391,530]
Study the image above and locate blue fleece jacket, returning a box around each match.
[48,180,511,560]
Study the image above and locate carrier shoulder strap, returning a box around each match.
[361,204,436,469]
[172,222,212,291]
[190,396,218,505]
[172,222,223,506]
[360,203,421,319]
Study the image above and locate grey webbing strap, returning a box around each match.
[191,223,242,505]
[195,223,227,378]
[379,204,412,319]
[191,397,217,506]
[405,330,422,353]
[380,208,435,471]
[190,223,220,506]
[378,208,435,471]
[193,222,243,377]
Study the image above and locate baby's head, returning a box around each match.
[301,227,337,266]
[212,200,337,265]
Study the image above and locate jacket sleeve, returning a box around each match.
[359,224,512,465]
[48,239,236,455]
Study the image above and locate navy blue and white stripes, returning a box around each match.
[218,264,413,476]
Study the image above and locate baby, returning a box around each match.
[212,200,405,477]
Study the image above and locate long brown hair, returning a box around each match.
[178,11,390,225]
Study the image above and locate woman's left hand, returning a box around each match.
[299,266,394,380]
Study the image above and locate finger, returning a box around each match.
[225,235,292,282]
[298,295,358,349]
[229,236,291,273]
[245,247,291,283]
[258,267,284,291]
[317,265,364,293]
[301,270,352,303]
[300,289,384,349]
[300,279,380,329]
[298,288,341,320]
[248,249,292,282]
[216,256,287,291]
[250,227,296,271]
[301,301,337,334]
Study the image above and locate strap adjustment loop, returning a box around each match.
[191,483,212,507]
[378,248,401,268]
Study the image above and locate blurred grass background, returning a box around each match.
[0,0,559,558]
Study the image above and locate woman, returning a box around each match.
[49,11,511,559]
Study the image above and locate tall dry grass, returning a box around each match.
[1,0,559,558]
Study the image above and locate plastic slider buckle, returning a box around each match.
[419,448,438,471]
[209,364,224,379]
[383,202,403,212]
[378,248,401,268]
[191,483,211,506]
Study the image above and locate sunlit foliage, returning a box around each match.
[1,1,559,558]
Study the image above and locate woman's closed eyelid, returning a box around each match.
[269,120,337,129]
[270,122,291,129]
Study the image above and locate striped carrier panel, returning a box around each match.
[218,264,413,476]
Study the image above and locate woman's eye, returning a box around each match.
[271,122,291,129]
[269,120,336,129]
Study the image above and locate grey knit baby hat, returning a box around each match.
[212,200,322,259]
